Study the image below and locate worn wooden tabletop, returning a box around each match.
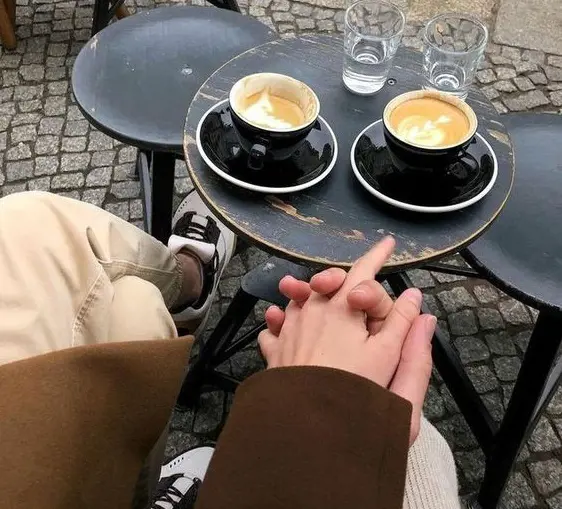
[184,34,514,271]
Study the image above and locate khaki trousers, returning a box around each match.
[0,191,460,509]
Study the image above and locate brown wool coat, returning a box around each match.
[0,338,411,509]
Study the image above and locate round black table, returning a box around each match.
[183,35,514,271]
[72,6,276,241]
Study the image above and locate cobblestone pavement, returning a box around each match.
[1,0,562,507]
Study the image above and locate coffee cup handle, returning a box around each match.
[248,143,267,171]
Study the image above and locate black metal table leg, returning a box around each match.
[151,151,176,244]
[176,287,259,408]
[92,0,110,35]
[476,310,562,509]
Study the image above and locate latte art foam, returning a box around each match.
[389,97,471,148]
[240,88,306,130]
[395,115,452,147]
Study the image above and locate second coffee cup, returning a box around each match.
[229,73,320,171]
[382,89,478,172]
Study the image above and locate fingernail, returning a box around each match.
[425,315,437,335]
[405,288,422,305]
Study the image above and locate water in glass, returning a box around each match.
[343,0,405,95]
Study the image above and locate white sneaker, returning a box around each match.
[152,446,215,509]
[168,189,236,334]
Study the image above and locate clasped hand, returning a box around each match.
[258,237,436,445]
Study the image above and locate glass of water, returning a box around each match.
[343,0,405,95]
[422,13,488,100]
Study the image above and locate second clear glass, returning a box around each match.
[343,0,405,95]
[422,13,488,100]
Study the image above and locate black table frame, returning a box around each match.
[176,255,561,509]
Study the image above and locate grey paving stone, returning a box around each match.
[466,365,499,393]
[406,269,435,288]
[104,202,130,221]
[38,116,64,135]
[493,356,522,382]
[230,348,265,380]
[422,384,445,420]
[82,188,107,207]
[118,146,137,164]
[86,167,111,187]
[455,448,485,482]
[6,160,34,181]
[44,96,67,116]
[64,119,89,136]
[513,330,532,353]
[218,277,240,299]
[6,142,32,161]
[35,135,60,155]
[528,416,561,452]
[19,64,45,81]
[547,386,562,415]
[435,414,478,450]
[88,131,114,151]
[193,391,225,434]
[485,331,517,355]
[482,391,504,422]
[503,90,550,111]
[51,172,85,189]
[547,492,562,509]
[11,124,37,143]
[550,91,562,106]
[473,284,499,304]
[477,69,496,84]
[437,287,477,313]
[477,308,504,331]
[61,136,87,152]
[28,176,51,191]
[110,181,140,199]
[164,430,201,460]
[223,255,246,278]
[448,310,478,336]
[432,271,466,283]
[529,458,562,495]
[501,472,537,509]
[34,155,58,175]
[129,199,143,220]
[422,294,441,318]
[496,67,517,80]
[513,76,535,91]
[545,66,562,81]
[498,299,532,325]
[453,336,490,364]
[494,80,517,93]
[61,153,90,172]
[514,60,539,74]
[91,150,115,167]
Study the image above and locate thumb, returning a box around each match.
[389,314,435,445]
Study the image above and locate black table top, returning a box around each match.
[184,35,514,271]
[72,6,276,152]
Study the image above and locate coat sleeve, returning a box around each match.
[195,366,412,509]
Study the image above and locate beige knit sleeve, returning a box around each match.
[403,417,462,509]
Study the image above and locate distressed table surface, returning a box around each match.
[184,35,514,270]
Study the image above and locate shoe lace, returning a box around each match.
[152,474,202,509]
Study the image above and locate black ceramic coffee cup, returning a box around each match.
[382,89,478,172]
[229,73,320,171]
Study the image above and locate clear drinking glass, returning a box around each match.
[422,13,488,100]
[343,0,405,95]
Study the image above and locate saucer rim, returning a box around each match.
[196,99,338,194]
[350,119,498,214]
